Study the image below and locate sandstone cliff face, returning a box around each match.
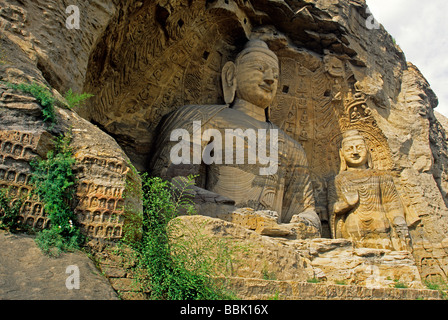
[0,0,447,290]
[0,0,138,243]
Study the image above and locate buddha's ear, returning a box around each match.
[222,61,237,104]
[367,150,374,169]
[339,148,347,172]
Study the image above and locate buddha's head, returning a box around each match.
[222,40,279,109]
[339,130,373,171]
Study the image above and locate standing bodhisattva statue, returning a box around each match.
[150,39,321,232]
[328,130,411,250]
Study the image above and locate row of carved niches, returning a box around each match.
[73,156,129,241]
[412,240,448,282]
[75,184,125,240]
[0,128,130,240]
[0,130,50,230]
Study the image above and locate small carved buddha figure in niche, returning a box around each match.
[329,130,411,251]
[150,39,321,232]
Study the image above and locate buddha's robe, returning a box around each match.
[150,104,318,225]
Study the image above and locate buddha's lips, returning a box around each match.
[259,84,273,93]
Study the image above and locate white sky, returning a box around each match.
[366,0,448,117]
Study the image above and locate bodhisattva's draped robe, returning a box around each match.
[328,169,410,250]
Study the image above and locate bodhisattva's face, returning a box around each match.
[341,138,369,169]
[234,52,279,109]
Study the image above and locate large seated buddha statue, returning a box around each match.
[149,39,321,233]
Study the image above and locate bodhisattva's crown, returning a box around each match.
[341,129,364,143]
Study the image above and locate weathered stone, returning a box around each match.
[224,278,441,300]
[171,215,314,282]
[0,84,142,244]
[292,238,424,289]
[0,231,119,300]
[0,0,447,300]
[218,208,320,239]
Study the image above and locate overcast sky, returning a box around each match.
[366,0,448,117]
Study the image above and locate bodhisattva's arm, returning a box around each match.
[380,175,407,228]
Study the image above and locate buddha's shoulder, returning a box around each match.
[170,104,229,118]
[335,169,392,181]
[160,104,228,128]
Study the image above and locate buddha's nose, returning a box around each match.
[263,69,275,85]
[264,78,275,85]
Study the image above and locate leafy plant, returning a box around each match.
[307,278,321,284]
[262,264,276,280]
[268,291,281,300]
[6,82,56,124]
[122,173,236,300]
[30,132,84,256]
[63,88,94,110]
[424,277,448,299]
[393,279,408,289]
[0,189,23,232]
[4,82,94,124]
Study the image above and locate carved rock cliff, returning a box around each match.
[0,0,447,298]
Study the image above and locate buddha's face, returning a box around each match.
[234,51,279,109]
[341,137,369,168]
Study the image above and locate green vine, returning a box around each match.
[3,81,94,125]
[0,189,24,233]
[31,131,84,256]
[6,82,56,124]
[121,173,236,300]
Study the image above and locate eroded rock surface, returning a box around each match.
[0,0,447,299]
[0,230,118,300]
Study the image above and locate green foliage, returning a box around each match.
[424,277,448,299]
[334,279,347,285]
[393,279,408,289]
[31,132,84,256]
[123,173,235,300]
[6,82,56,124]
[267,291,281,300]
[0,189,23,232]
[262,264,276,280]
[63,88,94,110]
[307,278,321,284]
[4,82,94,124]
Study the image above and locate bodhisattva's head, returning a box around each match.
[222,40,279,109]
[339,130,373,171]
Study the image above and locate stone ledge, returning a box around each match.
[224,277,442,300]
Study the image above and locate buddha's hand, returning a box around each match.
[333,188,359,216]
[342,188,359,208]
[290,210,321,231]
